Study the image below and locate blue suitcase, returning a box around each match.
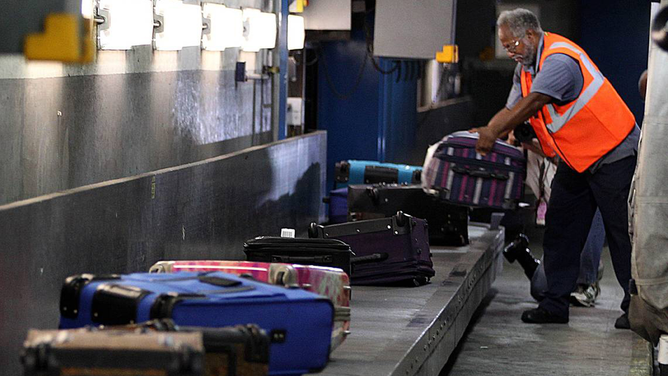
[324,187,348,224]
[59,272,334,376]
[334,160,422,189]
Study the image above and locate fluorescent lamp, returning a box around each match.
[202,4,243,51]
[242,8,277,52]
[154,0,203,50]
[288,15,305,50]
[81,0,94,19]
[97,0,154,50]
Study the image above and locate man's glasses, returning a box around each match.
[503,39,522,53]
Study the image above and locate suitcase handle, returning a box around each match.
[271,255,333,264]
[365,187,380,205]
[351,253,388,264]
[452,166,509,180]
[364,165,399,184]
[198,275,242,288]
[91,284,151,325]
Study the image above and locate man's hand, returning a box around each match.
[507,130,518,146]
[469,127,499,155]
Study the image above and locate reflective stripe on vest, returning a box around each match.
[543,42,604,134]
[520,32,635,172]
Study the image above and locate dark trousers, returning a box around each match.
[539,155,636,318]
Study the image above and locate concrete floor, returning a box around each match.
[440,223,653,376]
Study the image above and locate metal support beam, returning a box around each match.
[272,0,289,140]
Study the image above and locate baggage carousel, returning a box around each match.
[321,223,505,376]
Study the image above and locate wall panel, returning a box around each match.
[0,131,327,376]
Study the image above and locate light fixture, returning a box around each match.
[288,15,305,50]
[81,0,94,19]
[154,0,203,50]
[96,0,154,50]
[202,4,244,51]
[242,8,277,52]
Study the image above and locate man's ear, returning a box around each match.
[525,29,536,40]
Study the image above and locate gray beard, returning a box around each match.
[521,40,536,67]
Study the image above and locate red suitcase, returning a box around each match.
[149,260,351,351]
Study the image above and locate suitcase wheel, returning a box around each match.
[411,276,428,287]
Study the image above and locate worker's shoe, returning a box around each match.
[503,234,540,280]
[614,313,630,330]
[521,307,569,324]
[570,282,600,307]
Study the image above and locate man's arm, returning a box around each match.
[471,92,551,155]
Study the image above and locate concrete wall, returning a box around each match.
[0,0,274,206]
[0,131,327,376]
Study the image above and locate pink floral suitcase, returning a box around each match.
[149,260,351,351]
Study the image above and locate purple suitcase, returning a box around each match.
[308,212,434,286]
[422,131,526,210]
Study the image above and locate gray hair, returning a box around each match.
[497,8,543,38]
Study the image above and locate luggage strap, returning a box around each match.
[452,165,509,180]
[351,253,388,264]
[271,255,333,264]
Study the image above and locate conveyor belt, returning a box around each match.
[321,223,505,376]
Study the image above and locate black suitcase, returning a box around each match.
[244,237,355,276]
[308,212,434,286]
[22,327,204,376]
[347,184,470,246]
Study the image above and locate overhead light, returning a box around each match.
[154,0,203,50]
[288,15,305,50]
[242,8,276,52]
[81,0,94,19]
[97,0,154,50]
[202,4,244,51]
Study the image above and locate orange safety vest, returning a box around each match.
[520,32,635,172]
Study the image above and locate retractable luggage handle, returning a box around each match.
[451,166,509,180]
[308,211,412,238]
